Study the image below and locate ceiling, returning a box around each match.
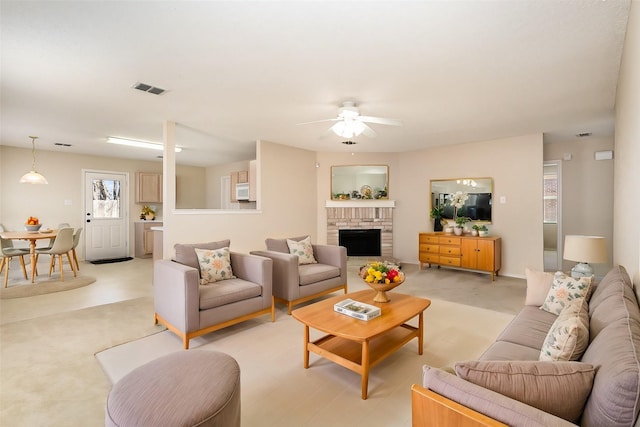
[0,1,631,167]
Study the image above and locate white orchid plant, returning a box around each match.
[447,191,469,209]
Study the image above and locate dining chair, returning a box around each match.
[1,237,28,288]
[38,223,71,274]
[35,227,76,281]
[71,227,82,271]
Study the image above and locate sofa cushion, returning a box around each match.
[479,340,542,361]
[540,272,593,315]
[174,240,231,273]
[298,263,340,286]
[287,236,317,265]
[199,278,262,310]
[539,297,589,361]
[195,247,236,284]
[525,268,555,306]
[265,236,308,254]
[495,306,558,350]
[454,360,596,423]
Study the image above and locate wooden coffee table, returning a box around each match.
[292,289,431,399]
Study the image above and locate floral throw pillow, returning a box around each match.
[287,236,317,265]
[539,272,593,315]
[195,247,235,284]
[540,297,589,361]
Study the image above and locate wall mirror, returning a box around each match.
[331,165,389,200]
[173,124,257,210]
[430,177,493,222]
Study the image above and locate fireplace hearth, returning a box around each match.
[339,229,381,256]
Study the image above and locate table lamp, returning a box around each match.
[563,235,607,278]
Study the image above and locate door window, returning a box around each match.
[92,179,121,219]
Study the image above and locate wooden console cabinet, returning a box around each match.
[418,232,502,280]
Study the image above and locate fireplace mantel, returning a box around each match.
[325,200,395,208]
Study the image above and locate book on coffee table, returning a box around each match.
[334,299,381,321]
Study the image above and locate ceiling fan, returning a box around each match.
[298,101,403,138]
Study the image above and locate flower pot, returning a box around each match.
[444,226,454,234]
[479,230,489,237]
[145,214,154,220]
[454,227,463,236]
[471,229,479,236]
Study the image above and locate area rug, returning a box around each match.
[0,275,96,299]
[96,298,514,426]
[88,257,133,265]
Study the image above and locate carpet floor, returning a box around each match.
[0,276,96,299]
[0,258,525,427]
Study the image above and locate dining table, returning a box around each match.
[0,229,58,283]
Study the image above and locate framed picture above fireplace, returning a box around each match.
[430,177,493,223]
[331,165,389,200]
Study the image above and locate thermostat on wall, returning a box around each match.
[595,150,614,161]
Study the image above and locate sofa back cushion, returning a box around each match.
[580,265,640,427]
[266,236,309,254]
[174,240,231,273]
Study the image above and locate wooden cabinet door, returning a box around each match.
[143,228,154,255]
[136,172,162,203]
[237,170,248,183]
[475,239,495,272]
[460,239,478,269]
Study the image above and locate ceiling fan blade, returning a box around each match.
[361,123,377,138]
[296,118,340,126]
[359,116,403,126]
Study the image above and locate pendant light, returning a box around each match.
[19,136,48,184]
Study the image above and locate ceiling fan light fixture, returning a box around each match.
[331,119,365,138]
[20,136,48,184]
[107,137,182,152]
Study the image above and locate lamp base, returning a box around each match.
[570,262,594,279]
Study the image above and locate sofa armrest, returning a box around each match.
[412,384,507,427]
[421,366,575,427]
[230,252,273,303]
[250,250,300,300]
[153,259,200,333]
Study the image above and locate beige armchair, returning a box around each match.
[153,240,274,349]
[251,236,347,314]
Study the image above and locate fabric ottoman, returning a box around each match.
[105,351,240,427]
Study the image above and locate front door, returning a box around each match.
[83,170,129,261]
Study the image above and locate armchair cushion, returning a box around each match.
[298,263,341,285]
[265,236,308,253]
[287,236,317,265]
[199,278,263,310]
[174,240,231,273]
[195,247,236,284]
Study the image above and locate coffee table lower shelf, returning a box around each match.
[304,324,421,399]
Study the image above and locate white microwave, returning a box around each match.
[236,183,249,201]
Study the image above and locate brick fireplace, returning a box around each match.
[326,201,394,258]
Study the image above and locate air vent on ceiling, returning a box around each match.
[54,142,72,147]
[132,82,167,96]
[576,132,592,138]
[342,140,357,145]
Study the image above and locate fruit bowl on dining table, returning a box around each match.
[25,224,42,232]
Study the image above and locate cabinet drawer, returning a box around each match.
[439,256,461,267]
[419,234,439,244]
[419,244,440,254]
[439,236,461,245]
[439,246,461,256]
[420,253,440,263]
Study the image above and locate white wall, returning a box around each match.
[0,146,165,259]
[316,135,544,278]
[162,140,319,257]
[615,0,640,285]
[543,137,615,278]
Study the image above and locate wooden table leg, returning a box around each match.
[361,340,370,400]
[29,239,37,283]
[303,325,310,369]
[418,312,424,355]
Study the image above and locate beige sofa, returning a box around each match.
[413,265,640,427]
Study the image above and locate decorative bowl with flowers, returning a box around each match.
[359,261,405,303]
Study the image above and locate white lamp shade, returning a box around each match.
[19,170,48,184]
[563,235,607,263]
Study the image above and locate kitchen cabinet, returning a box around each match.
[418,232,501,280]
[135,221,162,258]
[136,172,162,203]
